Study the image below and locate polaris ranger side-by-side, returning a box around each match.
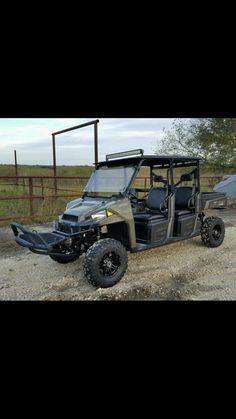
[11,149,226,288]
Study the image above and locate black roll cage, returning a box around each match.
[123,158,201,196]
[92,156,201,198]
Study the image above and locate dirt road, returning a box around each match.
[1,209,236,300]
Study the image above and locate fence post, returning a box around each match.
[41,177,44,197]
[94,122,99,168]
[29,177,33,217]
[52,133,58,195]
[14,150,18,186]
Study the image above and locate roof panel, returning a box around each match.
[97,155,201,167]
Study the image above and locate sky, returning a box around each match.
[0,118,175,165]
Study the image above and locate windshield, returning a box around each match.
[84,167,135,194]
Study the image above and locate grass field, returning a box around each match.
[0,165,94,225]
[0,164,220,226]
[0,164,94,177]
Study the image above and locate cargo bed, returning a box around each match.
[201,192,227,210]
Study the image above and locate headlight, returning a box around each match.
[91,210,107,220]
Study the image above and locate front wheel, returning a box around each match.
[84,239,128,288]
[201,216,225,248]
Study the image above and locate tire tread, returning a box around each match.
[201,216,225,248]
[84,239,128,288]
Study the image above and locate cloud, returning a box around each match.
[0,118,175,165]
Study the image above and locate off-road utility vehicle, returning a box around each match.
[11,149,226,288]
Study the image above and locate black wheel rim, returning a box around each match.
[213,225,222,240]
[99,252,121,277]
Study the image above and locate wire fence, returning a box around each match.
[0,175,223,223]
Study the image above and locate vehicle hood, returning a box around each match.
[62,196,120,221]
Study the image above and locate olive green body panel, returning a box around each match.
[99,198,137,249]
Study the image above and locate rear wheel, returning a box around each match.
[49,254,79,264]
[84,239,128,288]
[201,217,225,248]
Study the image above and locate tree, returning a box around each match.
[155,118,236,171]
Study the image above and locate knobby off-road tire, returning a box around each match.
[201,216,225,248]
[84,239,128,288]
[49,254,79,264]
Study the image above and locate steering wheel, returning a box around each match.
[128,192,138,211]
[128,191,138,201]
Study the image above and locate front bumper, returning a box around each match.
[11,223,69,256]
[11,221,98,257]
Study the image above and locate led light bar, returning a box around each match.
[106,149,144,161]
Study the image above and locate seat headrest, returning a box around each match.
[153,175,166,184]
[181,173,193,182]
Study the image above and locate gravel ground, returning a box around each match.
[1,209,236,301]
